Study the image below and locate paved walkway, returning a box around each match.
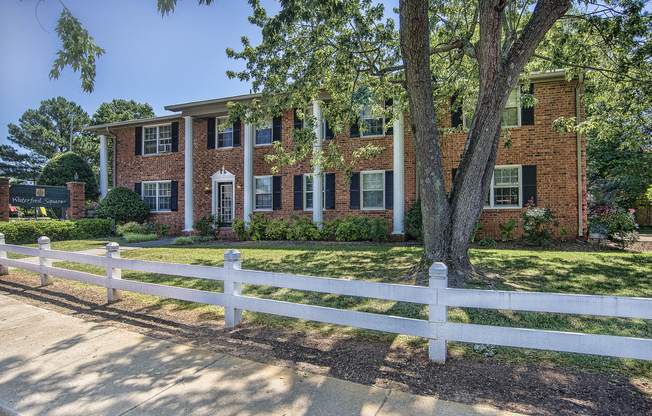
[0,295,523,416]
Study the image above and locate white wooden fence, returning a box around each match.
[0,233,651,363]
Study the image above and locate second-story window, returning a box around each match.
[217,118,233,148]
[143,125,172,155]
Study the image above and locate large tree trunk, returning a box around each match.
[399,0,570,287]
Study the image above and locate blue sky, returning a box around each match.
[0,0,281,147]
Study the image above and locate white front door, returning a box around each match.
[216,182,233,224]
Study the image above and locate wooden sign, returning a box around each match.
[9,185,70,208]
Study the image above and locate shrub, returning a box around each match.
[319,218,342,240]
[173,236,202,245]
[0,220,76,244]
[173,236,194,245]
[69,218,112,239]
[193,214,224,239]
[266,218,292,240]
[116,222,139,236]
[403,199,422,241]
[334,216,373,242]
[288,214,320,241]
[95,187,151,223]
[498,219,516,242]
[36,152,100,200]
[232,218,247,240]
[478,238,497,247]
[248,213,270,241]
[520,199,559,245]
[122,233,158,243]
[370,218,389,242]
[589,206,639,249]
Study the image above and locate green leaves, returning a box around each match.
[49,10,105,93]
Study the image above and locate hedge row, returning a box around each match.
[232,213,390,242]
[0,218,113,245]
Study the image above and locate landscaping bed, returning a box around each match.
[0,240,651,415]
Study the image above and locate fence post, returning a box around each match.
[0,233,8,276]
[105,242,122,303]
[429,262,448,363]
[38,236,53,286]
[223,249,242,328]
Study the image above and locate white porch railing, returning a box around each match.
[0,233,651,363]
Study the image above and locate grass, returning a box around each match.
[5,238,123,259]
[5,242,652,378]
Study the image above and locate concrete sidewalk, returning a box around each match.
[0,295,523,416]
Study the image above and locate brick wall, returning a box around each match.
[443,80,587,239]
[66,182,86,220]
[112,79,586,239]
[0,178,9,223]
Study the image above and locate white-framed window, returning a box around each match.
[361,106,384,137]
[361,170,384,210]
[485,165,521,209]
[254,176,273,210]
[304,174,325,211]
[255,117,273,145]
[143,125,172,155]
[217,118,233,148]
[503,89,520,128]
[142,181,172,212]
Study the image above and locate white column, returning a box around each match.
[243,121,254,225]
[392,105,405,235]
[312,101,323,227]
[99,135,109,199]
[183,117,194,231]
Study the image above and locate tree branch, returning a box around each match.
[532,53,646,82]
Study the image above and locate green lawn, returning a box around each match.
[6,243,652,377]
[5,238,124,259]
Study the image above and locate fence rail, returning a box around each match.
[0,233,651,362]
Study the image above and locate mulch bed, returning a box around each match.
[1,239,651,415]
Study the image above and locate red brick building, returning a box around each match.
[86,71,587,240]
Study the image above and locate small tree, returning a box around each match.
[37,152,100,200]
[95,187,150,223]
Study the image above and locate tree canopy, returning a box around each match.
[0,97,96,182]
[91,99,155,126]
[36,152,100,200]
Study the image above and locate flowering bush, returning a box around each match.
[85,201,98,210]
[588,205,639,249]
[520,198,559,245]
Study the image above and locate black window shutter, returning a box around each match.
[385,171,393,209]
[273,176,282,210]
[522,165,537,207]
[294,174,303,210]
[521,84,535,126]
[134,182,142,196]
[171,181,179,211]
[294,109,303,130]
[350,120,360,138]
[325,173,335,209]
[207,117,216,149]
[385,99,394,135]
[273,116,282,142]
[135,127,142,156]
[350,172,360,209]
[324,119,334,140]
[171,122,179,152]
[451,95,463,128]
[232,119,242,147]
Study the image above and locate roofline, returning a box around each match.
[84,114,182,133]
[164,92,263,112]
